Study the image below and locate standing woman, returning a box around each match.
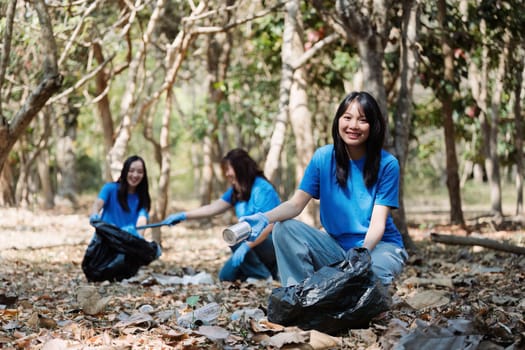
[241,91,408,287]
[90,155,151,237]
[165,148,280,282]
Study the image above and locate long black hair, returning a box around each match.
[221,149,267,204]
[331,91,386,188]
[116,155,151,212]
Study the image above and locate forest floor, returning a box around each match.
[0,198,524,349]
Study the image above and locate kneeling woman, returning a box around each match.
[166,149,280,282]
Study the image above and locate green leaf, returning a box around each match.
[186,295,200,308]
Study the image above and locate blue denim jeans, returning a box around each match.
[219,234,278,282]
[272,219,408,287]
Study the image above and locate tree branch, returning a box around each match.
[430,232,525,255]
[291,33,340,70]
[7,0,62,140]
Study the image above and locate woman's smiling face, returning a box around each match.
[338,100,370,158]
[223,162,239,190]
[126,160,145,192]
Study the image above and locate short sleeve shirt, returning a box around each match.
[299,145,404,250]
[221,177,281,218]
[98,182,149,228]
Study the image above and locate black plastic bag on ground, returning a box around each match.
[82,220,159,282]
[267,247,392,335]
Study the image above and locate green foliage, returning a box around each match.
[76,154,102,193]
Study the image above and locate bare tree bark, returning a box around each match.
[0,162,15,206]
[150,88,174,243]
[55,103,79,209]
[0,0,17,119]
[15,113,52,207]
[36,109,54,209]
[438,0,464,226]
[486,30,512,217]
[37,148,54,210]
[0,0,62,174]
[264,2,295,182]
[285,0,316,225]
[200,138,214,206]
[470,20,500,217]
[199,1,234,206]
[92,41,115,182]
[392,0,420,252]
[514,54,524,215]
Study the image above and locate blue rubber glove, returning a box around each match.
[240,212,269,241]
[155,244,162,259]
[231,242,250,267]
[89,213,101,225]
[165,212,187,226]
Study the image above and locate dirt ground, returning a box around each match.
[1,202,524,349]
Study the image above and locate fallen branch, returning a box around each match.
[430,232,525,255]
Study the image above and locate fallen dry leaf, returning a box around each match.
[76,285,111,315]
[308,330,342,349]
[404,289,450,310]
[268,330,310,348]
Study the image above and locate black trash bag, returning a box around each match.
[82,220,159,282]
[267,247,392,335]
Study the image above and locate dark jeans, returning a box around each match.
[219,234,278,282]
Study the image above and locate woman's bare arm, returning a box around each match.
[265,190,312,223]
[185,199,232,220]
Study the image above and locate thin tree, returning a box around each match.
[0,0,63,174]
[437,0,465,225]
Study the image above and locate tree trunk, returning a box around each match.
[56,104,79,208]
[264,1,296,183]
[486,31,511,217]
[14,148,30,207]
[0,162,15,206]
[92,41,115,182]
[15,107,53,207]
[151,89,174,244]
[198,3,234,206]
[471,20,500,218]
[287,0,316,226]
[513,56,524,215]
[200,137,214,206]
[37,149,54,210]
[0,0,62,174]
[392,0,420,252]
[438,0,464,226]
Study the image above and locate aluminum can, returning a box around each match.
[223,221,251,245]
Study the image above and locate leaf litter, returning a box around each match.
[1,208,524,349]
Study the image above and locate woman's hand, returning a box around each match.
[165,212,187,226]
[89,213,101,225]
[231,242,251,267]
[239,213,269,240]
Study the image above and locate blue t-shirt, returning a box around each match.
[299,145,404,250]
[221,177,280,218]
[98,182,149,229]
